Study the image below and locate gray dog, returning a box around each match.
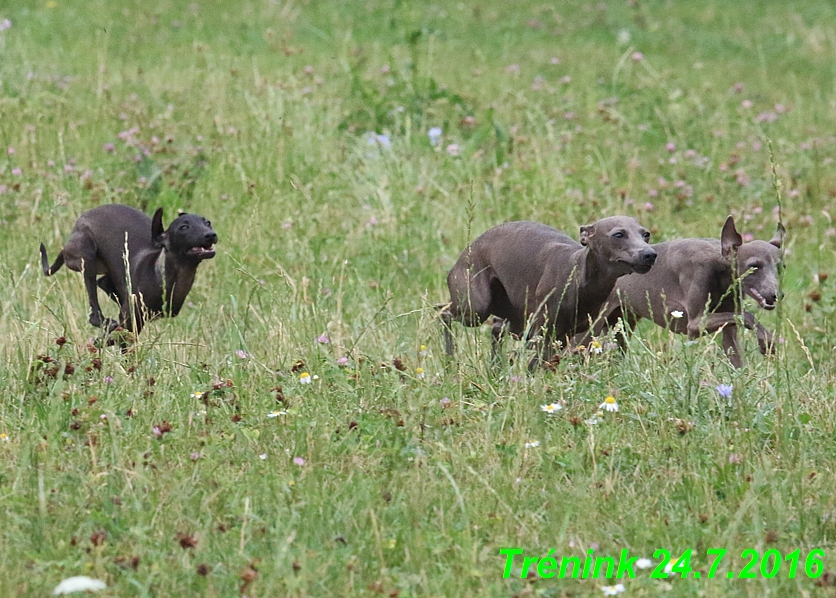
[590,216,783,367]
[441,216,657,365]
[41,204,217,335]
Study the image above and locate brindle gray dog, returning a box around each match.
[592,215,783,368]
[40,204,217,335]
[441,216,657,365]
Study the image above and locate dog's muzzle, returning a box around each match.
[748,288,777,310]
[630,249,657,274]
[187,232,218,259]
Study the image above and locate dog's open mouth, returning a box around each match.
[748,288,776,310]
[187,245,216,259]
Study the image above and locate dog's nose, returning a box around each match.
[205,232,218,244]
[640,249,657,265]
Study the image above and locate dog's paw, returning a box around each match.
[755,323,776,355]
[102,318,121,334]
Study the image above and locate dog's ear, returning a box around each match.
[720,216,742,259]
[769,222,785,248]
[151,208,166,249]
[579,224,596,247]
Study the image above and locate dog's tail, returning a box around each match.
[40,243,64,276]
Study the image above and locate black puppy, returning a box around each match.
[40,204,217,334]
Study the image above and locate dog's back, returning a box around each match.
[610,238,726,332]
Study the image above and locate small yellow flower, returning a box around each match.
[299,372,312,384]
[0,433,8,442]
[590,340,603,354]
[663,557,680,574]
[190,391,206,400]
[415,367,425,379]
[599,396,619,412]
[419,344,427,356]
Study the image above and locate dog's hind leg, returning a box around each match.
[443,265,494,357]
[82,264,106,328]
[440,308,457,357]
[95,275,121,332]
[490,317,509,364]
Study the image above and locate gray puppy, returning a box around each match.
[592,216,783,367]
[41,204,217,335]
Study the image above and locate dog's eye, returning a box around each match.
[180,224,189,231]
[612,231,624,239]
[205,220,211,227]
[643,232,650,241]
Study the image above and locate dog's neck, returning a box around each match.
[156,249,199,317]
[579,248,620,297]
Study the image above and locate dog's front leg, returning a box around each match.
[687,311,756,339]
[721,325,743,368]
[755,322,776,355]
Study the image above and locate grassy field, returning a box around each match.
[2,0,836,595]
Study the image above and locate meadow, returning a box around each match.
[1,0,836,595]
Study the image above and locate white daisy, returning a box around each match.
[601,584,625,595]
[670,310,684,319]
[53,576,107,595]
[524,440,540,449]
[636,557,653,569]
[590,340,603,354]
[599,396,619,412]
[299,372,312,384]
[541,403,563,414]
[267,410,287,418]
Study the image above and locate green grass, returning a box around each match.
[2,0,836,595]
